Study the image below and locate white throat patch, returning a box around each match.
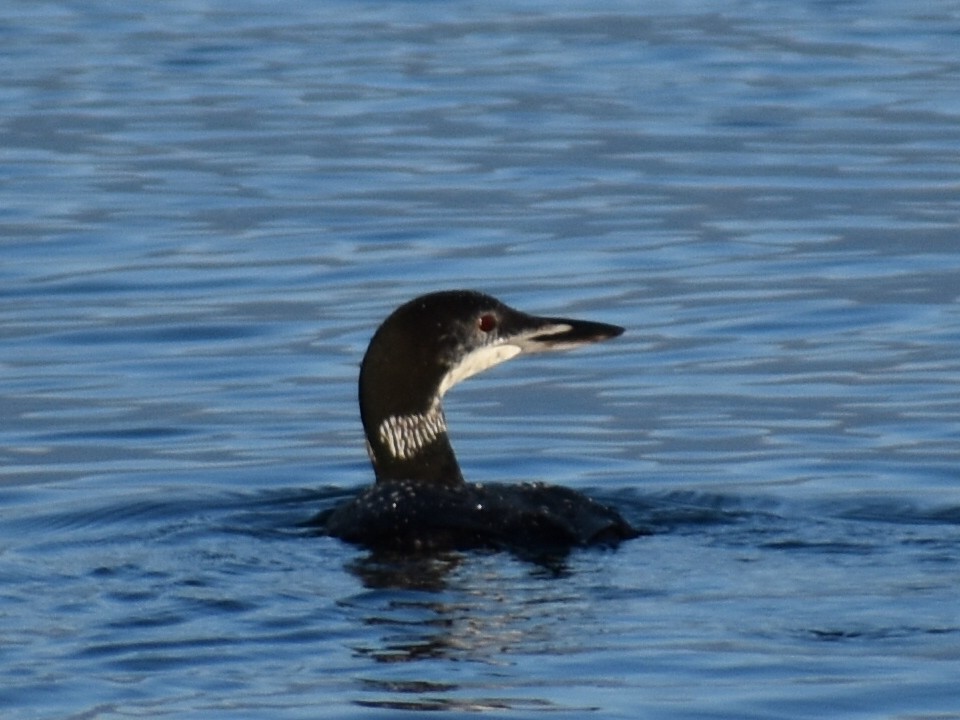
[437,343,522,398]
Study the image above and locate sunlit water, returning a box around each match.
[2,1,960,718]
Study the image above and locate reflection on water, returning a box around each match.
[343,548,570,665]
[340,548,597,713]
[349,551,467,595]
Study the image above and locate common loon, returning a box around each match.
[321,290,640,554]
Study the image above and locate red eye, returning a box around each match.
[477,313,497,333]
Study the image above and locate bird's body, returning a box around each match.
[321,290,639,554]
[325,480,636,553]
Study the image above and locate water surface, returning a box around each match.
[2,1,960,718]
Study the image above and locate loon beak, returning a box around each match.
[513,314,624,354]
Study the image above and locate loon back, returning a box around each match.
[324,480,638,554]
[323,290,639,553]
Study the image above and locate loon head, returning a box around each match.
[358,290,624,487]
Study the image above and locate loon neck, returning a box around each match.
[357,294,477,488]
[361,399,465,487]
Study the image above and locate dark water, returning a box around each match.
[2,1,960,718]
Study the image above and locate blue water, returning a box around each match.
[2,1,960,717]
